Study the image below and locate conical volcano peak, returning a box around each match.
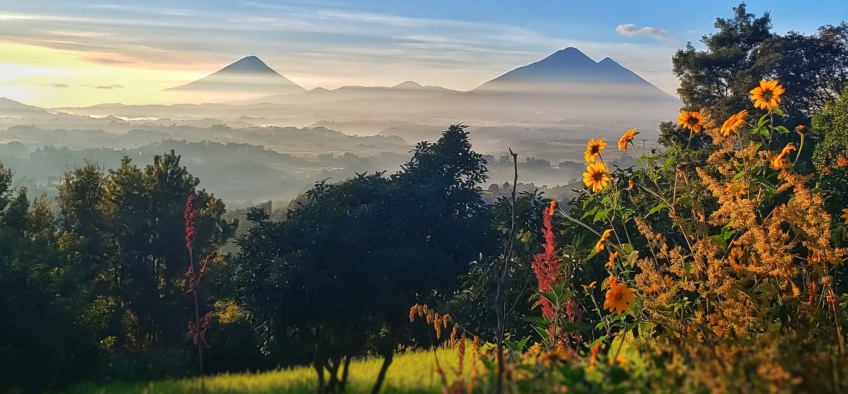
[217,56,279,75]
[392,81,423,89]
[167,56,305,95]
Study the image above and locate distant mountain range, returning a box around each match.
[167,56,306,96]
[167,48,674,105]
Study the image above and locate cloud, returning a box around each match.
[53,83,68,88]
[616,24,669,39]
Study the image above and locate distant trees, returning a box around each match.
[233,125,493,392]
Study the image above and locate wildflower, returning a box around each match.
[184,195,197,249]
[538,347,569,366]
[595,229,613,253]
[842,208,848,225]
[677,110,705,133]
[720,110,748,136]
[795,124,806,133]
[532,201,560,318]
[618,128,639,150]
[473,336,480,350]
[603,277,637,314]
[582,281,597,290]
[588,343,601,371]
[529,342,542,357]
[583,162,610,193]
[609,355,627,366]
[724,182,747,196]
[549,199,558,215]
[450,325,458,347]
[628,178,634,190]
[648,283,660,293]
[584,138,607,163]
[838,156,848,167]
[750,80,785,110]
[605,251,618,268]
[771,143,796,170]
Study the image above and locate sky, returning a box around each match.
[0,0,845,108]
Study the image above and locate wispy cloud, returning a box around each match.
[616,24,670,39]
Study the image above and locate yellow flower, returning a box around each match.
[582,162,610,193]
[618,128,639,151]
[595,229,613,253]
[604,277,637,314]
[771,143,796,170]
[842,208,848,225]
[582,281,597,290]
[628,178,634,190]
[677,110,705,133]
[605,251,618,268]
[584,138,607,163]
[720,109,748,136]
[750,80,785,110]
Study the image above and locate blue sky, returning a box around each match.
[0,0,846,106]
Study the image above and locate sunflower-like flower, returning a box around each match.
[618,128,639,151]
[583,162,610,193]
[720,109,748,136]
[605,251,618,268]
[750,80,785,110]
[677,110,705,133]
[771,143,796,170]
[595,229,613,253]
[604,277,637,314]
[842,208,848,225]
[584,138,607,162]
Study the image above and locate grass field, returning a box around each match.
[65,346,465,394]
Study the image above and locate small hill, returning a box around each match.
[168,56,305,96]
[247,81,456,105]
[0,97,43,112]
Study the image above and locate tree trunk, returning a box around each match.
[313,360,326,393]
[371,351,394,394]
[340,355,352,392]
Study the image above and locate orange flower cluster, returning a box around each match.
[720,109,748,136]
[409,304,452,340]
[603,277,636,314]
[595,229,613,253]
[771,143,796,170]
[677,110,705,133]
[750,80,785,110]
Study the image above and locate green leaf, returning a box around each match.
[758,113,769,127]
[773,108,784,116]
[581,206,599,219]
[775,125,791,134]
[731,171,746,181]
[593,208,611,223]
[647,202,668,217]
[524,315,551,326]
[538,291,558,305]
[621,243,633,254]
[753,142,763,151]
[625,251,639,268]
[761,128,771,139]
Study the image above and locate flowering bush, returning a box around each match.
[448,80,848,393]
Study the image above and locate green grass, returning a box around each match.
[66,346,465,394]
